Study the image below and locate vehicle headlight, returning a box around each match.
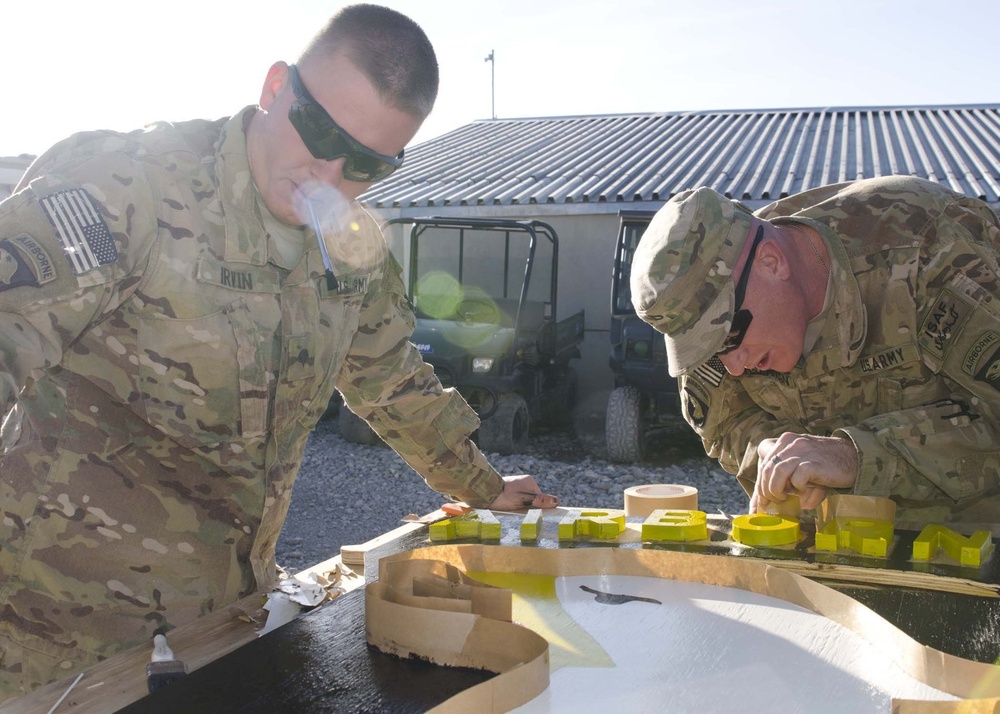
[472,357,495,373]
[628,339,651,359]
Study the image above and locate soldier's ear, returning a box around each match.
[756,239,790,280]
[258,62,290,111]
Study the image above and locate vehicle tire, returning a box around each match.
[606,386,643,463]
[338,406,381,446]
[478,393,530,454]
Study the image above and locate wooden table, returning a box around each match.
[1,516,435,714]
[8,510,1000,712]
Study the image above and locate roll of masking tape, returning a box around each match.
[624,484,699,517]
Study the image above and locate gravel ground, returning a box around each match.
[275,409,748,573]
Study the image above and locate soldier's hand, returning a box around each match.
[489,474,560,511]
[750,433,859,512]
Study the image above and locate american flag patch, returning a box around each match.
[39,189,118,275]
[693,356,726,388]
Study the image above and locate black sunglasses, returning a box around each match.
[718,226,765,355]
[286,64,405,183]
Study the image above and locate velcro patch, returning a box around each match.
[0,234,57,291]
[973,345,1000,391]
[692,356,726,388]
[39,189,118,275]
[320,273,369,299]
[918,287,974,362]
[963,331,1000,377]
[859,344,919,374]
[684,385,709,428]
[196,256,281,293]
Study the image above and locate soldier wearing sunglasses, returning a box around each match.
[0,4,556,700]
[631,177,1000,527]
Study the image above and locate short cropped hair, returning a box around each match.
[299,4,439,119]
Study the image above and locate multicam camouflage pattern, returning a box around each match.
[0,107,503,697]
[679,176,1000,524]
[630,186,754,376]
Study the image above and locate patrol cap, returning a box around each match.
[630,186,754,377]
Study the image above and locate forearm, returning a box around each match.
[363,388,505,507]
[835,399,1000,504]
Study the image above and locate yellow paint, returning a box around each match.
[428,509,501,541]
[815,518,893,558]
[558,509,626,540]
[465,571,614,671]
[912,524,993,567]
[521,508,542,541]
[731,514,799,547]
[642,509,708,542]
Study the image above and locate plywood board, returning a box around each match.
[366,545,1000,713]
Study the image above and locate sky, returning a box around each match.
[2,0,997,158]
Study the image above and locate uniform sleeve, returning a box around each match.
[335,251,504,507]
[680,361,804,497]
[836,200,1000,506]
[0,151,157,412]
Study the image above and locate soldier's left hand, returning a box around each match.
[489,474,560,511]
[750,433,859,512]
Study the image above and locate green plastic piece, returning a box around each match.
[557,509,626,540]
[912,524,993,567]
[814,517,893,557]
[520,508,542,541]
[642,509,708,542]
[429,509,502,542]
[730,514,799,547]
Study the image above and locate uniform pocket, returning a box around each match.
[138,298,267,447]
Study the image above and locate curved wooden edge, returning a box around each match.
[367,544,1000,712]
[365,558,550,713]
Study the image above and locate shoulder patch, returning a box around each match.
[39,188,118,275]
[683,385,710,428]
[692,356,726,388]
[973,347,1000,391]
[0,234,57,291]
[918,286,974,362]
[963,331,1000,377]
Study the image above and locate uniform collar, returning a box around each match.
[778,218,867,376]
[215,106,271,266]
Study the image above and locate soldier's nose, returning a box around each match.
[719,351,746,377]
[313,157,346,187]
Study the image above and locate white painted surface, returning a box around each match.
[512,575,957,713]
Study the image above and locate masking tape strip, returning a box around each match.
[623,484,698,517]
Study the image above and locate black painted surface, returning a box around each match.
[117,587,493,714]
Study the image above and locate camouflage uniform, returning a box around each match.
[0,108,503,695]
[637,176,1000,524]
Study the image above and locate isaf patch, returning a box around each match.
[918,287,973,361]
[0,234,57,291]
[39,188,118,275]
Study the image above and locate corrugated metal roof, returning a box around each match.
[362,104,1000,209]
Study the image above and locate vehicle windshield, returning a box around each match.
[612,220,649,314]
[411,225,553,324]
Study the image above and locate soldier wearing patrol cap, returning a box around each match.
[0,4,557,700]
[632,176,1000,527]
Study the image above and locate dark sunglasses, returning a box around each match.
[286,64,405,182]
[718,226,765,355]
